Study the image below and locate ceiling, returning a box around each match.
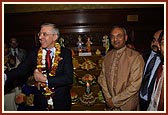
[4,3,164,13]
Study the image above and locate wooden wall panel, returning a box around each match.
[4,8,164,52]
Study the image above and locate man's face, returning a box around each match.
[151,30,162,52]
[10,38,18,48]
[151,37,159,52]
[38,26,58,49]
[110,27,127,50]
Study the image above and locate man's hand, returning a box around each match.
[106,98,115,109]
[33,69,47,83]
[15,93,26,104]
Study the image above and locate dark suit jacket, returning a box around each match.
[141,49,151,63]
[7,48,27,88]
[9,48,27,62]
[5,47,73,111]
[140,49,161,104]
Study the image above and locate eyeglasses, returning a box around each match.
[110,34,124,40]
[38,32,55,37]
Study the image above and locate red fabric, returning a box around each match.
[46,50,51,70]
[155,64,164,111]
[155,64,163,88]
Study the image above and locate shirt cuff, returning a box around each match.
[46,79,48,85]
[4,73,7,85]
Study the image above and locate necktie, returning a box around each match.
[13,49,18,62]
[141,54,158,96]
[46,50,52,70]
[13,49,17,57]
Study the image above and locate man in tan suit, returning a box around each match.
[98,25,144,111]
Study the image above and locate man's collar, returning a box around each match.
[11,48,18,51]
[46,47,55,56]
[116,45,127,54]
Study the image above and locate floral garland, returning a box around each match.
[29,43,61,110]
[36,42,61,77]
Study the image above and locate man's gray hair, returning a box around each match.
[111,25,127,36]
[41,23,60,37]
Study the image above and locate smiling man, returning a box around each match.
[139,29,163,111]
[98,25,144,111]
[4,23,73,111]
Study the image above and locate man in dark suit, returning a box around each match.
[9,37,27,65]
[147,31,164,111]
[139,29,163,111]
[4,23,73,111]
[4,38,27,111]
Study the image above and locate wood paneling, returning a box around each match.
[4,8,164,52]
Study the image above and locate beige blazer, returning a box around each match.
[98,46,144,111]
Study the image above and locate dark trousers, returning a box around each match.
[139,97,150,111]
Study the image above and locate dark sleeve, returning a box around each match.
[48,48,73,88]
[21,49,28,61]
[5,50,37,93]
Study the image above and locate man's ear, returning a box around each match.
[125,35,128,42]
[53,34,58,41]
[158,44,161,51]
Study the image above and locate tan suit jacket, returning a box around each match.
[98,46,144,111]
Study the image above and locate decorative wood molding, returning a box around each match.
[4,8,163,52]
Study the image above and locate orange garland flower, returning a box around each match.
[36,42,61,76]
[36,43,61,95]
